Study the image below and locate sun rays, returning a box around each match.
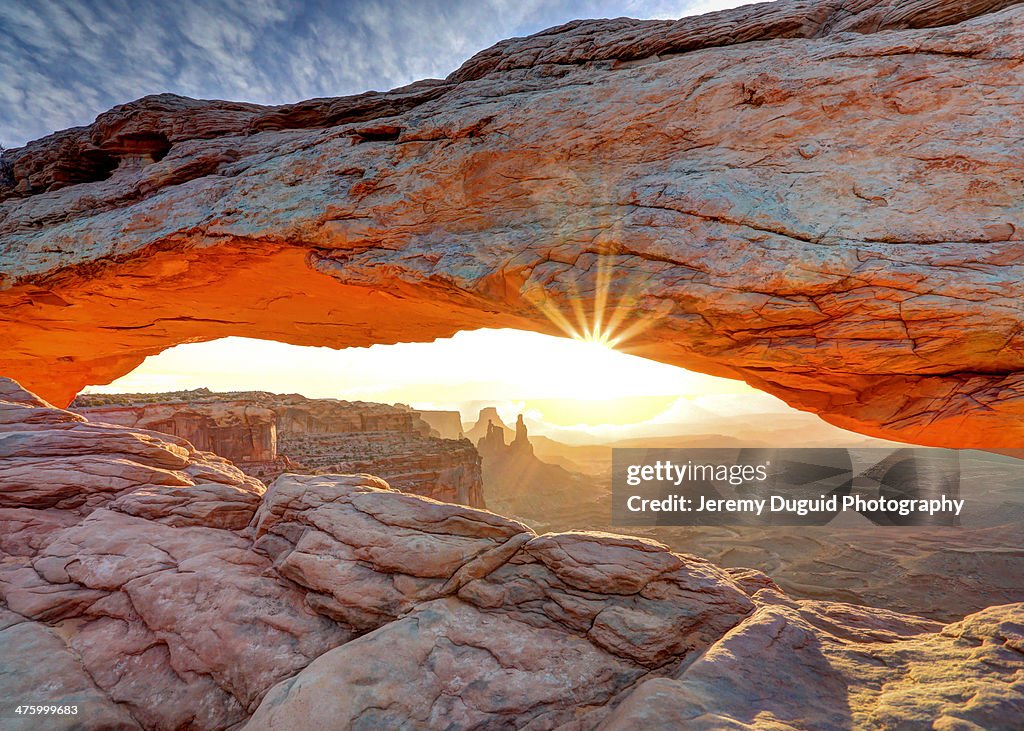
[523,249,666,351]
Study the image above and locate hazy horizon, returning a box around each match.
[80,329,872,446]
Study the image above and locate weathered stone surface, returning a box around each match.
[600,592,1024,730]
[446,0,1023,83]
[3,509,349,726]
[0,380,340,725]
[0,378,263,514]
[245,583,1024,730]
[0,507,79,557]
[457,531,754,668]
[252,473,526,629]
[1,376,1024,729]
[107,482,263,529]
[2,0,1024,447]
[244,597,644,731]
[0,617,141,729]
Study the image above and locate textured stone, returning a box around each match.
[251,473,527,629]
[0,379,263,514]
[74,390,485,506]
[1,0,1023,447]
[107,482,263,529]
[0,618,141,729]
[0,381,342,725]
[244,597,643,731]
[1,376,1023,728]
[462,531,755,668]
[1,506,347,725]
[601,593,1024,730]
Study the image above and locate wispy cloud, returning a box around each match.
[0,0,754,147]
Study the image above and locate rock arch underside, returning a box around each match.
[2,0,1024,448]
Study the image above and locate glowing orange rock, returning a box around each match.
[2,0,1024,449]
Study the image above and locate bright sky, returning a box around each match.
[84,330,797,442]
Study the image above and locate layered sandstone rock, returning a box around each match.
[0,379,342,728]
[0,381,263,518]
[73,389,485,507]
[2,0,1024,448]
[70,398,278,466]
[2,376,1024,729]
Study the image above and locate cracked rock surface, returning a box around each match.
[2,375,1023,729]
[2,0,1024,447]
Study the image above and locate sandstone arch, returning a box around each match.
[1,0,1023,449]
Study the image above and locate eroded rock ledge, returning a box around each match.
[2,377,1023,729]
[71,389,485,506]
[2,0,1024,449]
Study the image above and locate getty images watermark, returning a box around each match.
[611,448,966,527]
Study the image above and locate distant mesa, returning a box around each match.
[413,409,464,440]
[463,407,515,444]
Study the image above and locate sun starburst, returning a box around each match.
[523,247,664,351]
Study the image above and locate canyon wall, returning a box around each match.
[1,0,1023,448]
[67,400,278,466]
[73,390,484,507]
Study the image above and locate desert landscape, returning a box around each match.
[3,0,1024,728]
[68,387,1024,623]
[4,377,1024,729]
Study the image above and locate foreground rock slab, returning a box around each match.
[602,598,1024,730]
[1,376,1023,729]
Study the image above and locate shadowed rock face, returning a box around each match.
[2,0,1024,449]
[3,375,1023,730]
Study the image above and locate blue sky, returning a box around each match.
[0,0,751,147]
